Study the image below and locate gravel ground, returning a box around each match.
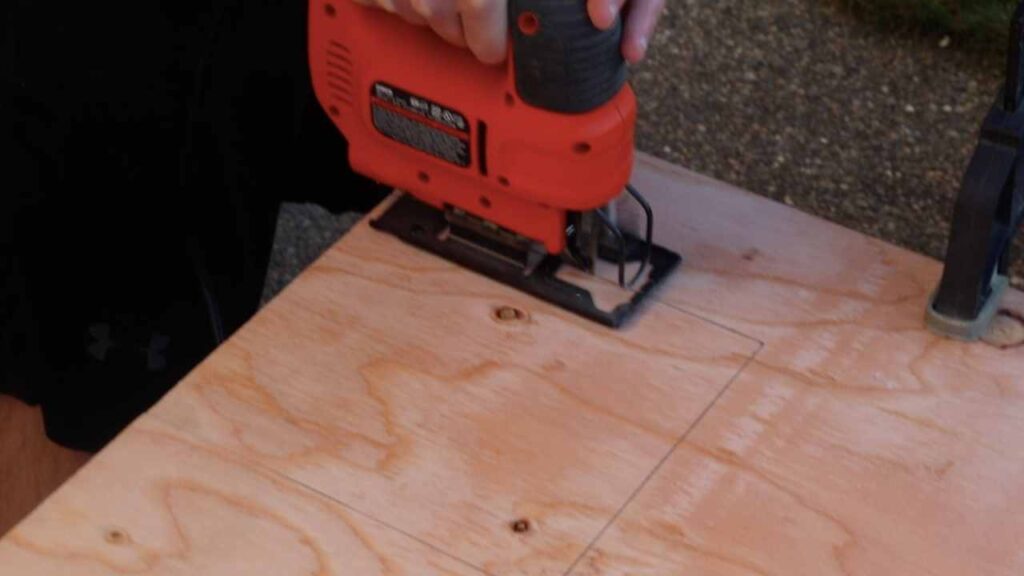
[262,207,362,303]
[264,0,1009,302]
[633,0,1004,270]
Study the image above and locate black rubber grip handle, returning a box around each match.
[509,0,628,114]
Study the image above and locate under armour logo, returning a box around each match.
[145,334,170,371]
[87,323,170,372]
[87,323,114,361]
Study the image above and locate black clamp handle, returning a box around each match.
[927,0,1024,339]
[508,0,628,113]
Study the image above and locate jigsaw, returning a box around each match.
[308,0,680,327]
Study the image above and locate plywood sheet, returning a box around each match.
[3,153,1023,576]
[0,419,484,575]
[569,155,1024,575]
[143,196,760,575]
[627,155,1021,392]
[573,361,1024,575]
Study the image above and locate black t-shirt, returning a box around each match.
[1,0,386,451]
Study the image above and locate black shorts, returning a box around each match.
[1,0,387,451]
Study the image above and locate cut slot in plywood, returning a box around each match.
[144,206,760,576]
[0,419,484,576]
[553,261,648,314]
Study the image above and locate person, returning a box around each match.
[0,0,664,453]
[353,0,664,64]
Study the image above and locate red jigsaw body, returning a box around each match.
[308,0,636,253]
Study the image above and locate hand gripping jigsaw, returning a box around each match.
[308,0,680,327]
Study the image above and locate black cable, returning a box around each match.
[595,209,627,287]
[625,184,653,288]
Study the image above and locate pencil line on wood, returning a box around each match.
[259,464,497,576]
[561,341,765,576]
[665,301,765,349]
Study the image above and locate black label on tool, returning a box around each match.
[370,82,470,167]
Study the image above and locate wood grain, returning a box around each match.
[627,154,1024,393]
[0,419,485,575]
[568,154,1024,575]
[143,196,759,576]
[0,396,89,536]
[3,152,1023,576]
[574,360,1024,575]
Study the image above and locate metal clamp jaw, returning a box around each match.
[927,1,1024,340]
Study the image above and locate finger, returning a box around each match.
[622,0,664,63]
[354,0,395,12]
[586,0,627,30]
[458,0,508,64]
[391,0,429,25]
[413,0,468,48]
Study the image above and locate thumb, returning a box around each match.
[587,0,627,30]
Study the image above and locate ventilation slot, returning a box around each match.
[477,120,489,176]
[326,40,354,108]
